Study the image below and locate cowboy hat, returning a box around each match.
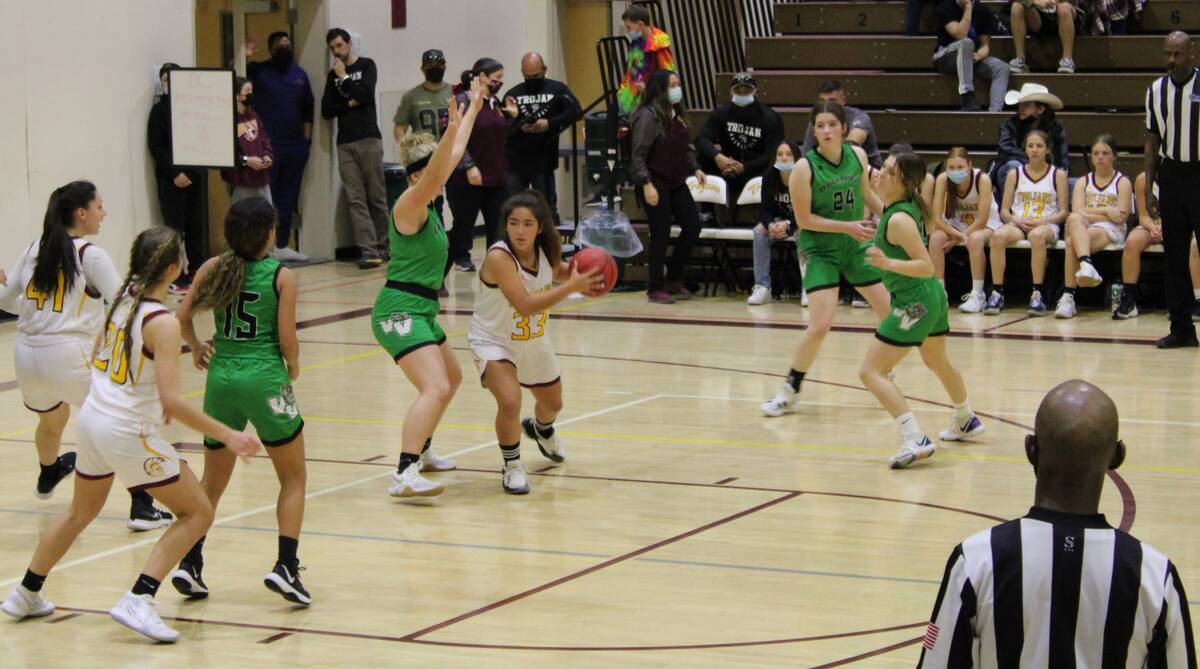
[1004,83,1064,110]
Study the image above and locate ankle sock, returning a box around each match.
[1033,283,1044,295]
[397,452,420,474]
[972,279,984,294]
[421,438,431,454]
[500,443,521,464]
[182,536,206,570]
[896,412,924,441]
[786,368,805,392]
[1064,287,1076,296]
[21,569,46,593]
[1080,255,1093,267]
[534,419,555,438]
[993,284,1005,296]
[131,574,161,598]
[953,401,973,422]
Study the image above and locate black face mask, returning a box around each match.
[271,46,293,70]
[424,67,446,84]
[242,94,255,109]
[523,76,546,93]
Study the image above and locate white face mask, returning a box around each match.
[668,86,683,104]
[732,94,754,107]
[775,161,794,173]
[947,169,970,184]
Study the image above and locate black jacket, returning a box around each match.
[147,97,202,181]
[696,102,785,176]
[503,78,582,176]
[996,114,1070,173]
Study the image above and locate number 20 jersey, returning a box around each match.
[87,298,170,425]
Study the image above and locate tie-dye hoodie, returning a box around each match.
[618,27,675,114]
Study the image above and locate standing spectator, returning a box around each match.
[696,73,785,225]
[147,62,206,290]
[503,52,582,223]
[221,78,275,205]
[1145,31,1200,348]
[1009,0,1080,74]
[630,70,705,305]
[320,28,389,269]
[800,81,883,169]
[446,58,515,272]
[933,0,1011,111]
[246,32,313,262]
[919,380,1195,666]
[991,83,1069,192]
[748,140,801,306]
[617,5,676,114]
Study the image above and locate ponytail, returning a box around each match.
[33,181,97,296]
[895,153,933,229]
[191,197,275,310]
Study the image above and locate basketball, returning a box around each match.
[572,247,618,295]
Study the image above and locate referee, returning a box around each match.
[919,380,1195,667]
[1146,32,1200,349]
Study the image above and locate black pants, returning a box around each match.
[506,171,559,224]
[1158,160,1200,336]
[444,182,506,274]
[644,182,701,290]
[268,142,309,248]
[155,171,206,272]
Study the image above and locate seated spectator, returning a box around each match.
[748,140,801,306]
[928,148,1001,313]
[1079,0,1141,35]
[801,80,883,169]
[992,83,1069,195]
[1009,0,1080,74]
[988,130,1069,316]
[696,73,784,226]
[222,77,275,205]
[933,0,1011,111]
[617,5,675,114]
[1116,172,1200,320]
[919,379,1195,666]
[907,0,938,35]
[1055,135,1132,319]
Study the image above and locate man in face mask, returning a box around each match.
[695,73,785,225]
[501,52,582,224]
[245,31,315,262]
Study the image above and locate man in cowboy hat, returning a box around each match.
[991,82,1069,195]
[1009,0,1081,74]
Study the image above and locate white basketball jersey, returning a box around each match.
[1084,171,1125,210]
[85,299,171,425]
[469,242,554,346]
[1011,165,1061,221]
[945,168,1000,229]
[1,239,122,345]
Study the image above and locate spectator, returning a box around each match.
[1009,0,1080,74]
[320,28,389,269]
[1078,0,1141,35]
[246,31,313,262]
[919,379,1195,666]
[930,148,1000,313]
[221,77,275,206]
[630,70,704,305]
[1115,172,1200,320]
[747,140,801,306]
[933,0,1011,111]
[446,58,515,272]
[503,52,582,223]
[991,83,1069,193]
[617,5,676,114]
[800,81,883,169]
[147,62,206,290]
[907,0,935,35]
[696,73,785,226]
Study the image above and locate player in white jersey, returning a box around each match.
[988,129,1070,316]
[0,181,173,529]
[1,228,261,643]
[928,148,1003,313]
[1115,172,1200,319]
[1055,135,1133,318]
[469,191,602,494]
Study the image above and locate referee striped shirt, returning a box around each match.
[919,507,1196,668]
[1146,68,1200,163]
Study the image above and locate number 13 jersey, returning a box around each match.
[213,257,282,359]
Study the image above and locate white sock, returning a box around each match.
[1193,288,1200,300]
[896,412,924,441]
[953,400,973,422]
[972,280,984,295]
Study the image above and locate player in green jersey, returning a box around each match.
[859,153,984,469]
[174,196,310,604]
[762,101,891,417]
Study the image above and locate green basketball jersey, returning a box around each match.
[875,199,932,296]
[807,144,864,223]
[213,257,282,358]
[386,206,448,291]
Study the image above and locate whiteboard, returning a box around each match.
[168,68,236,169]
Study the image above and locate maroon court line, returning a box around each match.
[257,631,293,644]
[808,636,925,668]
[398,491,803,641]
[715,477,738,485]
[982,315,1034,333]
[48,612,80,624]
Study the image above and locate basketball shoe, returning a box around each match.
[523,418,565,462]
[503,461,530,495]
[959,290,986,314]
[1054,293,1076,319]
[1,585,54,620]
[939,415,986,442]
[420,450,457,472]
[388,465,444,497]
[264,561,311,606]
[35,452,76,500]
[170,562,208,599]
[762,383,798,417]
[110,592,179,643]
[1027,290,1047,317]
[889,436,936,469]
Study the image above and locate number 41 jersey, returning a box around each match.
[213,257,282,359]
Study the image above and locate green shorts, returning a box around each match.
[875,282,950,346]
[799,232,882,292]
[371,288,446,361]
[203,356,304,448]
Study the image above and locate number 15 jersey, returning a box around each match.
[213,257,282,359]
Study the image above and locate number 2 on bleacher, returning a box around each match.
[833,189,856,213]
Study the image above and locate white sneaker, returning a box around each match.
[959,290,986,314]
[1054,293,1076,319]
[939,414,986,442]
[419,451,457,472]
[502,461,530,495]
[522,418,565,462]
[747,285,771,306]
[387,465,444,497]
[1008,57,1029,74]
[801,289,809,307]
[889,436,937,469]
[270,246,310,263]
[109,592,179,643]
[761,383,798,417]
[852,296,869,308]
[1,585,54,620]
[1076,261,1102,288]
[1057,58,1076,74]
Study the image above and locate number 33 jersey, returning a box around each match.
[87,298,171,425]
[212,257,282,359]
[469,242,554,349]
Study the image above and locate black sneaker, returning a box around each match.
[128,498,174,532]
[455,258,476,272]
[1155,332,1200,349]
[1113,291,1139,320]
[264,561,311,606]
[170,562,209,599]
[35,453,77,500]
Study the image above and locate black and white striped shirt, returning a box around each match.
[919,507,1196,668]
[1146,68,1200,163]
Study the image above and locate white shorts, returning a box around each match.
[948,217,1002,233]
[14,338,91,412]
[1092,221,1127,245]
[75,403,182,492]
[471,338,561,388]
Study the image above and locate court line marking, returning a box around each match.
[0,394,661,589]
[810,636,926,668]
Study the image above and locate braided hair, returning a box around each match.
[94,227,183,375]
[190,197,276,311]
[893,153,933,228]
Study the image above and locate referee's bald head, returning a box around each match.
[1031,380,1123,482]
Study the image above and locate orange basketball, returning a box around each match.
[573,247,618,296]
